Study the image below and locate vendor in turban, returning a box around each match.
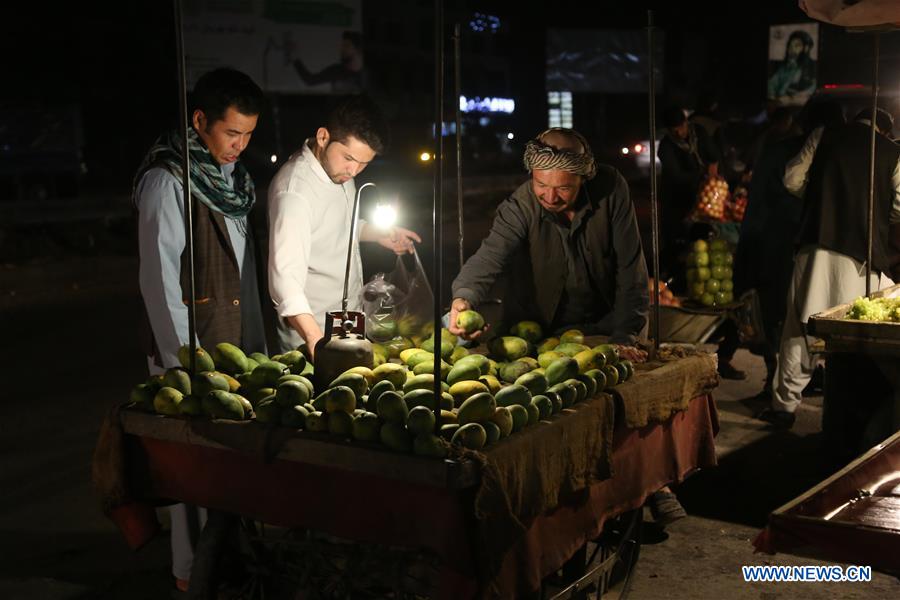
[448,127,650,355]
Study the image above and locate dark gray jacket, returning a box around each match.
[452,165,649,344]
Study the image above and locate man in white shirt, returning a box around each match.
[759,107,900,430]
[268,96,420,355]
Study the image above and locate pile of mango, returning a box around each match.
[127,315,633,458]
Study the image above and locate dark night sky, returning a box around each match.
[1,1,881,194]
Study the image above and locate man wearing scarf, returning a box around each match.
[133,67,266,592]
[448,127,649,350]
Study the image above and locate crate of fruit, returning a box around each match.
[808,283,900,354]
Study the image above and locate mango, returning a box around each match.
[305,411,328,432]
[145,374,165,393]
[249,361,289,389]
[413,433,448,458]
[441,409,458,424]
[380,422,413,452]
[446,362,481,386]
[153,387,183,416]
[536,337,560,354]
[620,359,635,381]
[499,360,532,384]
[178,394,203,416]
[254,397,281,424]
[451,423,487,450]
[548,382,577,408]
[371,343,388,362]
[368,319,397,342]
[560,329,585,345]
[202,389,244,420]
[495,384,531,408]
[545,390,563,414]
[245,358,259,373]
[277,374,315,397]
[413,359,451,379]
[593,344,620,366]
[178,345,216,372]
[576,373,598,399]
[234,394,252,415]
[341,366,375,387]
[366,380,395,412]
[407,405,436,436]
[488,336,529,361]
[515,371,549,396]
[456,310,485,334]
[565,378,588,403]
[478,374,502,395]
[280,404,309,428]
[483,421,501,445]
[249,352,270,365]
[421,336,454,359]
[508,404,529,432]
[275,380,310,408]
[531,395,553,420]
[352,412,381,442]
[457,392,496,425]
[327,410,354,437]
[403,373,449,394]
[554,342,591,357]
[396,315,422,338]
[510,320,543,344]
[209,371,240,393]
[406,351,436,369]
[400,348,428,364]
[163,367,192,395]
[545,356,579,386]
[585,368,607,392]
[449,345,469,364]
[329,373,368,402]
[190,372,230,400]
[130,383,156,411]
[490,406,514,438]
[574,350,603,374]
[449,380,490,407]
[212,342,249,375]
[602,365,619,388]
[487,359,499,377]
[376,390,408,424]
[538,351,566,369]
[439,423,460,441]
[454,353,490,375]
[319,385,357,414]
[525,402,540,426]
[371,363,408,389]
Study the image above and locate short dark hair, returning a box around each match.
[326,95,389,154]
[192,68,265,125]
[662,105,687,129]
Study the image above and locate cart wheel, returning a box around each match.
[542,508,643,600]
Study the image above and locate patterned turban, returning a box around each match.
[522,127,597,180]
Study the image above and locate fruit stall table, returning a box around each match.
[95,351,719,598]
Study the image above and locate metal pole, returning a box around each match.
[647,11,660,354]
[866,33,880,297]
[174,0,198,373]
[454,23,464,271]
[344,183,375,317]
[432,0,444,426]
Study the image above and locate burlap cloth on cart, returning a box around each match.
[92,404,295,519]
[611,351,719,428]
[469,392,615,594]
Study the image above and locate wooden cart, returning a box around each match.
[102,355,719,599]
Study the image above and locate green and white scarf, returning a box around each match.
[134,127,255,218]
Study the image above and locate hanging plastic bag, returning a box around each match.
[693,175,730,222]
[362,249,435,347]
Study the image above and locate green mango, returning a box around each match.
[510,320,543,343]
[163,367,192,395]
[451,423,487,450]
[212,343,249,375]
[178,345,216,372]
[488,336,529,361]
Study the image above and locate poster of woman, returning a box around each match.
[767,23,819,106]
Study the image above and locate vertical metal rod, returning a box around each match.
[344,183,374,316]
[174,0,198,373]
[866,33,880,297]
[454,23,464,271]
[432,0,444,425]
[647,11,660,354]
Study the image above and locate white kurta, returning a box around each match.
[268,140,364,352]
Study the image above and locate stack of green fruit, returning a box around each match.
[126,313,636,459]
[685,237,735,307]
